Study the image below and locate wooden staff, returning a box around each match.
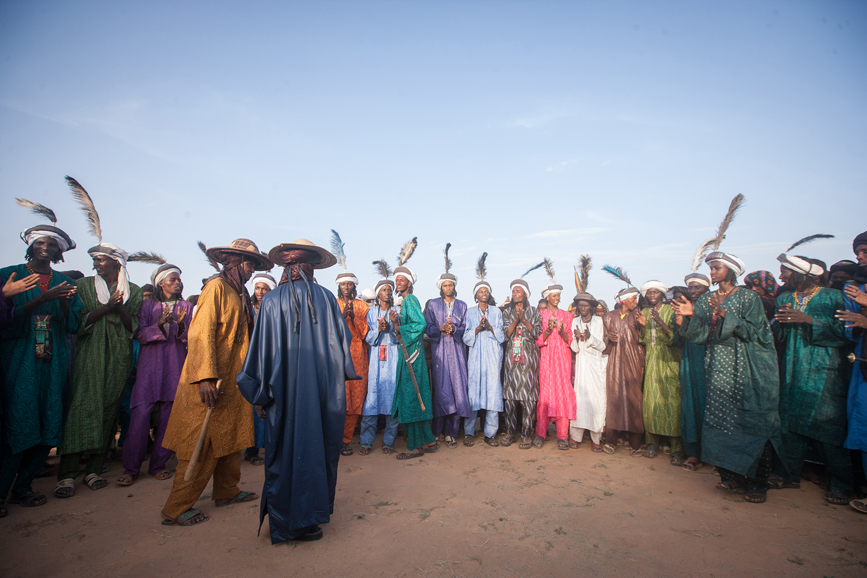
[184,379,223,482]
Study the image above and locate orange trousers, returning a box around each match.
[344,413,361,444]
[162,444,242,519]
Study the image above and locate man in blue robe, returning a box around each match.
[424,273,470,447]
[237,240,358,543]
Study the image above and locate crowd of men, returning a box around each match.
[1,183,866,544]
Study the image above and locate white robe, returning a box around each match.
[570,315,608,432]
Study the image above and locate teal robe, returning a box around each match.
[61,276,141,455]
[391,294,432,424]
[774,288,850,445]
[680,288,782,477]
[673,327,707,459]
[0,265,82,454]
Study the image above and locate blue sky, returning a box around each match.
[1,1,864,304]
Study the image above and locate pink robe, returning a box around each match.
[536,308,576,437]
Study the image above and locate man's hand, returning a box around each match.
[378,318,389,332]
[158,304,172,327]
[637,311,647,327]
[109,290,124,310]
[256,405,266,419]
[39,281,76,304]
[199,379,219,409]
[844,285,867,307]
[176,306,187,325]
[2,272,40,300]
[609,329,620,343]
[344,301,354,320]
[776,304,812,325]
[672,295,694,317]
[836,309,867,330]
[709,293,725,318]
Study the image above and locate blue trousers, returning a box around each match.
[465,409,499,438]
[360,415,400,447]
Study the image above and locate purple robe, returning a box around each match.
[424,298,470,418]
[132,299,192,407]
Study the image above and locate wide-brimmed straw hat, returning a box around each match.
[268,239,337,270]
[206,238,273,271]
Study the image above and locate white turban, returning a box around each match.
[394,267,416,286]
[684,273,710,287]
[251,273,277,291]
[777,254,824,277]
[22,229,72,252]
[541,283,563,299]
[705,251,745,277]
[435,273,457,290]
[473,281,492,297]
[335,272,360,286]
[88,243,131,305]
[152,266,182,288]
[640,280,668,298]
[615,287,640,304]
[359,288,376,302]
[509,279,531,298]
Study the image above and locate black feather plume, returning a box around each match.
[578,254,591,293]
[198,241,221,272]
[521,261,545,278]
[785,234,834,253]
[710,193,744,251]
[372,259,392,279]
[128,251,167,265]
[66,176,102,243]
[476,252,488,281]
[443,243,453,273]
[16,198,57,224]
[602,264,632,286]
[542,258,555,282]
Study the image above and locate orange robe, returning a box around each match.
[338,298,370,416]
[162,278,254,460]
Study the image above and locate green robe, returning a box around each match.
[640,304,681,437]
[391,294,433,424]
[60,276,142,455]
[774,288,850,445]
[0,264,82,454]
[680,288,782,477]
[673,328,707,458]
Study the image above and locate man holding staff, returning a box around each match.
[160,239,270,526]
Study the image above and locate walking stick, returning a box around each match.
[184,379,223,482]
[393,330,426,412]
[848,353,867,363]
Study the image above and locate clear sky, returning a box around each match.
[1,1,864,304]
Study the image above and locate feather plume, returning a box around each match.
[710,193,744,251]
[785,234,834,254]
[521,261,545,278]
[330,229,348,271]
[397,237,418,266]
[65,176,102,243]
[128,251,167,265]
[690,237,716,272]
[443,243,453,274]
[542,257,555,282]
[578,254,591,293]
[602,264,632,286]
[372,259,392,279]
[476,252,488,281]
[198,240,221,272]
[16,198,57,224]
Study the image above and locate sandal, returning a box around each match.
[532,436,544,449]
[850,499,867,513]
[216,491,258,507]
[602,443,615,455]
[382,445,395,455]
[358,445,372,456]
[83,473,107,490]
[519,437,532,450]
[500,434,514,447]
[484,436,500,447]
[670,453,685,466]
[591,443,603,453]
[716,480,745,493]
[161,508,209,526]
[766,476,800,490]
[397,450,424,460]
[154,470,173,481]
[825,490,849,505]
[744,491,767,504]
[643,444,659,458]
[423,442,440,453]
[662,445,671,455]
[445,436,458,449]
[341,444,354,456]
[568,438,581,449]
[464,435,475,447]
[630,448,644,457]
[9,491,47,507]
[682,459,704,472]
[117,473,137,486]
[54,478,75,498]
[557,440,569,450]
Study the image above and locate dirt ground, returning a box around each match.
[2,433,866,578]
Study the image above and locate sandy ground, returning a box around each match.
[2,433,866,578]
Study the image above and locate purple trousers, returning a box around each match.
[431,413,461,438]
[121,400,173,476]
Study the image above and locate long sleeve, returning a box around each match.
[136,302,167,344]
[489,307,506,344]
[808,290,849,348]
[185,281,224,384]
[237,295,276,407]
[463,308,480,347]
[718,290,770,346]
[424,301,441,342]
[400,295,427,348]
[843,283,866,343]
[587,317,606,352]
[681,297,713,345]
[452,301,467,342]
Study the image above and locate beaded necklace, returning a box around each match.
[793,285,820,311]
[26,263,53,293]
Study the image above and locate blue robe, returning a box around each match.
[463,305,506,412]
[844,282,867,453]
[424,298,470,418]
[363,305,400,416]
[237,278,358,544]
